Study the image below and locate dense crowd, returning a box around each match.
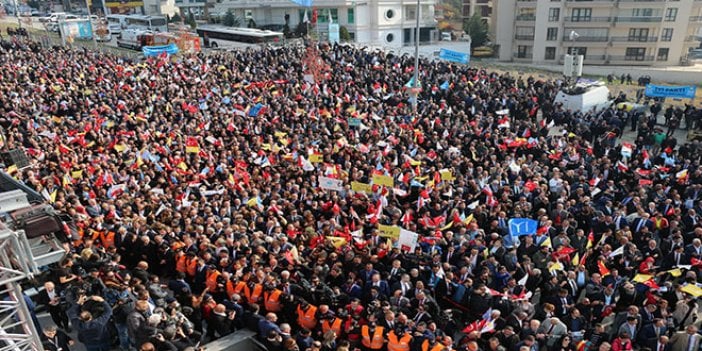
[1,36,702,351]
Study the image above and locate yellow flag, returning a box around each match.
[372,174,394,187]
[274,132,287,138]
[377,225,401,239]
[114,144,127,153]
[326,236,347,248]
[261,144,272,151]
[540,236,552,249]
[309,154,323,163]
[246,197,260,207]
[440,221,453,231]
[681,284,702,297]
[409,160,421,166]
[71,170,83,179]
[6,165,17,174]
[549,261,564,272]
[177,162,188,171]
[464,213,475,225]
[49,190,57,203]
[440,169,455,181]
[351,181,372,193]
[668,268,683,277]
[633,274,653,283]
[571,253,580,266]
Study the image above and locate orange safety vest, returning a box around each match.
[264,289,283,312]
[176,253,188,273]
[387,331,412,351]
[186,258,198,277]
[296,304,318,330]
[206,270,221,292]
[226,280,247,298]
[421,340,445,351]
[361,326,385,349]
[322,318,343,335]
[245,283,263,303]
[73,227,85,248]
[100,231,115,249]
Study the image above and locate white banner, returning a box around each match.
[318,176,344,191]
[397,229,419,252]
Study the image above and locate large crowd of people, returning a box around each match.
[1,35,702,351]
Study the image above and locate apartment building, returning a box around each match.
[463,0,493,24]
[494,0,702,66]
[200,0,437,47]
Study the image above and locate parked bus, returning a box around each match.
[125,15,167,32]
[107,14,127,35]
[195,25,284,47]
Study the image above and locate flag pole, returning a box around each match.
[412,0,420,116]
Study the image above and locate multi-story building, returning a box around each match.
[143,0,179,16]
[494,0,702,66]
[202,0,438,47]
[463,0,492,25]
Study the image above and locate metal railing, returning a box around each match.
[565,0,615,2]
[608,55,655,61]
[610,36,658,42]
[614,16,663,22]
[690,16,702,22]
[686,35,700,42]
[564,16,612,22]
[560,54,607,60]
[513,52,534,59]
[617,0,666,2]
[515,14,536,21]
[562,35,609,42]
[515,35,535,40]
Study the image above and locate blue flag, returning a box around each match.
[508,218,538,236]
[440,81,449,90]
[249,103,264,117]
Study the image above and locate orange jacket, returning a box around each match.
[245,283,263,304]
[100,230,115,249]
[226,280,247,298]
[387,331,412,351]
[296,304,318,330]
[206,270,221,292]
[322,318,343,336]
[361,325,385,349]
[186,257,198,277]
[421,340,446,351]
[264,289,283,312]
[175,253,188,273]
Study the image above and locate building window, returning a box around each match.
[517,45,529,58]
[386,33,394,42]
[545,47,556,60]
[548,8,560,22]
[664,8,677,21]
[625,47,647,61]
[385,9,395,20]
[547,27,558,41]
[516,26,535,40]
[657,48,669,61]
[628,28,650,42]
[632,8,654,17]
[567,47,587,56]
[319,9,338,23]
[571,8,592,22]
[661,28,673,42]
[348,8,354,24]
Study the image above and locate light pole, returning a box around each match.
[411,0,420,115]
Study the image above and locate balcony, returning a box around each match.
[515,14,536,21]
[564,0,615,6]
[564,16,612,22]
[560,54,607,62]
[610,36,658,42]
[686,35,701,42]
[690,16,702,22]
[609,55,655,62]
[515,34,535,40]
[562,35,609,42]
[614,16,662,22]
[513,53,534,60]
[617,0,666,1]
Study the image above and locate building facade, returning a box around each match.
[202,0,438,47]
[494,0,702,66]
[462,0,492,25]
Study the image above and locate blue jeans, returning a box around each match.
[115,322,131,350]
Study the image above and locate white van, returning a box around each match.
[441,32,452,41]
[116,29,150,50]
[107,14,127,35]
[554,83,612,113]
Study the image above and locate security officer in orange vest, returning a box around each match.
[185,252,198,282]
[321,315,344,337]
[245,281,264,305]
[263,284,284,313]
[296,300,318,331]
[100,230,116,249]
[226,276,247,299]
[175,250,188,274]
[361,322,385,351]
[387,328,412,351]
[421,336,447,351]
